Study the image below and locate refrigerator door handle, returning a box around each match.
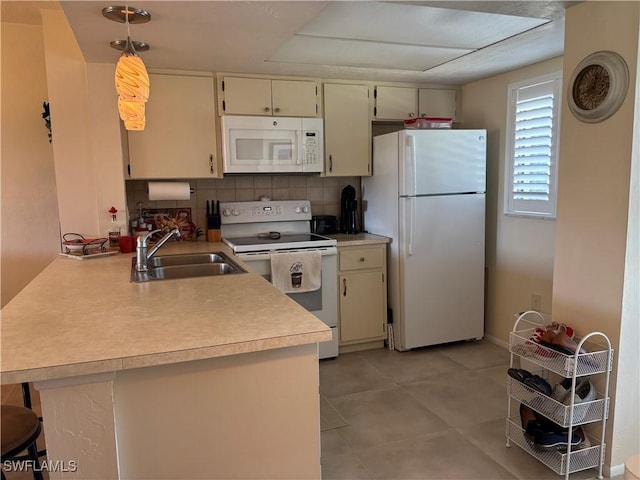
[405,135,417,197]
[408,196,415,256]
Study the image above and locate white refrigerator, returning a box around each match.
[363,129,487,350]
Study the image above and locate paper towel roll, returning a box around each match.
[148,182,191,201]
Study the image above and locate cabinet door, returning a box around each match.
[374,86,417,120]
[271,80,318,117]
[323,83,371,176]
[418,89,457,120]
[128,75,218,179]
[339,271,386,343]
[222,77,272,115]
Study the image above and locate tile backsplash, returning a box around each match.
[125,175,361,235]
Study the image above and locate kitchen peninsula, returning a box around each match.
[0,241,331,479]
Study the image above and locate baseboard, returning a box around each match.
[484,334,508,350]
[339,341,384,354]
[608,463,626,478]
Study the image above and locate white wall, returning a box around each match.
[461,57,562,343]
[554,1,639,470]
[40,10,127,239]
[1,21,61,306]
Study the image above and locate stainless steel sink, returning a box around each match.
[148,252,231,268]
[131,251,247,283]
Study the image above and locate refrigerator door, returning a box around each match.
[397,193,485,350]
[400,130,486,196]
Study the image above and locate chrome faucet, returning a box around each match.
[135,228,181,272]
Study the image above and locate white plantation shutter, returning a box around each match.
[505,73,561,217]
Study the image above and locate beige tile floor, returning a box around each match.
[319,340,616,480]
[1,340,620,480]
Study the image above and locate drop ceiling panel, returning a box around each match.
[269,36,472,71]
[296,2,548,49]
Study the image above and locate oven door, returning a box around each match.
[236,247,339,359]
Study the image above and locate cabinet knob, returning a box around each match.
[274,107,280,113]
[408,112,415,117]
[264,107,271,112]
[359,257,365,262]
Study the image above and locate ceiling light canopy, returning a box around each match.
[103,5,150,130]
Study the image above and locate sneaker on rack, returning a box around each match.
[563,379,596,423]
[533,426,583,452]
[550,378,574,402]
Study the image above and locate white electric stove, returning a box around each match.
[221,200,338,359]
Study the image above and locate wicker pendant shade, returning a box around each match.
[114,39,150,102]
[118,98,146,130]
[104,6,151,130]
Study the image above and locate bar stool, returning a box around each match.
[19,383,46,460]
[1,404,44,480]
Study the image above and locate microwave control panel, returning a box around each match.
[303,132,319,166]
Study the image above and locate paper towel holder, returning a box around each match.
[147,181,194,201]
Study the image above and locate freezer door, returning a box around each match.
[397,194,485,349]
[400,130,486,196]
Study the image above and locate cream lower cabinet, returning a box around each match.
[127,74,219,178]
[323,83,371,176]
[338,244,387,348]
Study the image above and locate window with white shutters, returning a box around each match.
[505,72,562,218]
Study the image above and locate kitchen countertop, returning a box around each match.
[327,232,391,246]
[0,242,331,385]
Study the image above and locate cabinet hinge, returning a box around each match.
[221,80,225,91]
[209,154,215,175]
[127,164,130,177]
[374,106,377,116]
[222,100,226,112]
[382,273,384,283]
[373,87,377,99]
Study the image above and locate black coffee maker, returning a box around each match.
[340,185,359,234]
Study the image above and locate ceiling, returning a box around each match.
[5,1,575,86]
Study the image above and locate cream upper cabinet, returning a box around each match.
[271,80,318,117]
[338,244,387,347]
[418,88,457,120]
[323,83,371,177]
[220,76,318,117]
[374,85,418,120]
[127,74,219,179]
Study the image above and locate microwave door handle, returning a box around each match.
[296,131,302,165]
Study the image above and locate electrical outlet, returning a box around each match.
[532,294,542,312]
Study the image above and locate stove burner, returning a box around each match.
[258,231,281,240]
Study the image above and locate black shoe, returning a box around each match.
[533,426,582,451]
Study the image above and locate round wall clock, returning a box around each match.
[567,51,629,123]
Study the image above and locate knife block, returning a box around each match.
[207,229,221,242]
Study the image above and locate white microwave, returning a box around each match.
[221,116,323,174]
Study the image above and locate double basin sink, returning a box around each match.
[131,251,247,283]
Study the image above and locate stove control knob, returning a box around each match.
[222,208,231,217]
[294,206,302,213]
[231,208,240,216]
[302,205,310,213]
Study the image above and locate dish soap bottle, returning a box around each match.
[108,206,121,249]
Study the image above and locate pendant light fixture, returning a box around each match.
[103,5,151,130]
